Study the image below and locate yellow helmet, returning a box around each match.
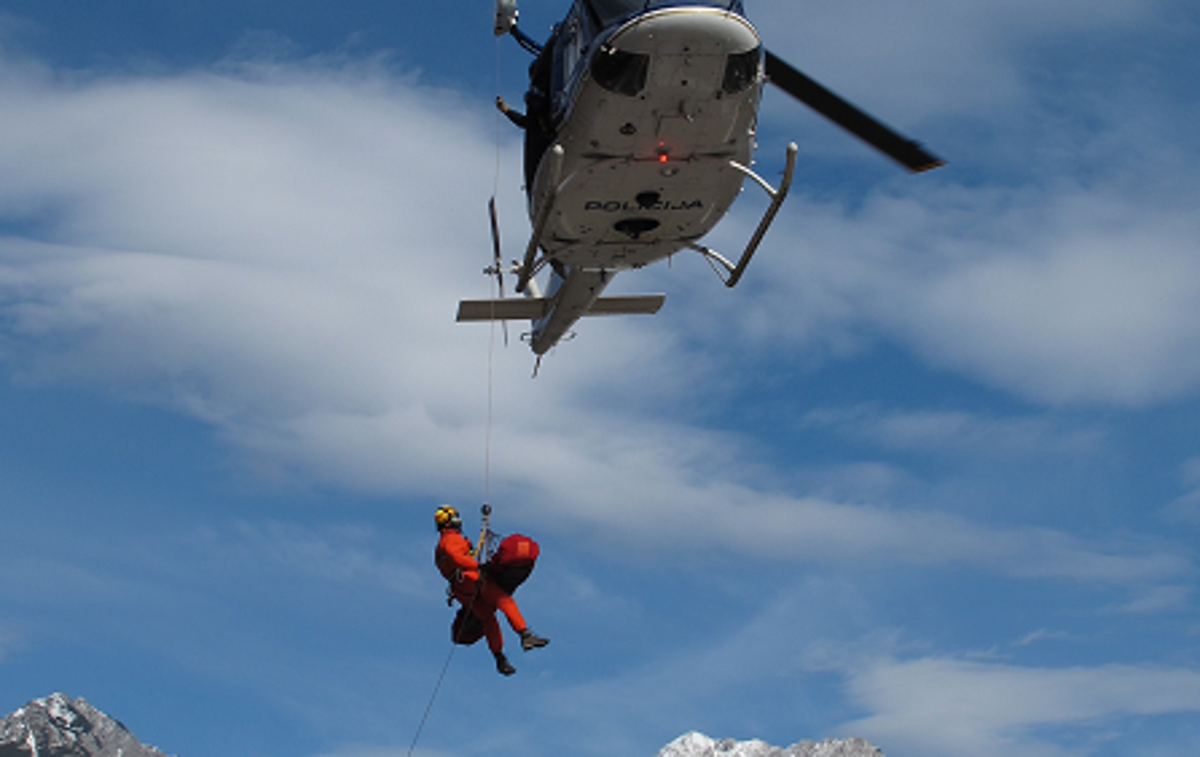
[434,505,462,531]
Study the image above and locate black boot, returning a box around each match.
[520,629,549,651]
[494,651,516,676]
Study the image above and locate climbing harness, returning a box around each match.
[478,503,496,560]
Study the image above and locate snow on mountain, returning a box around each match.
[658,731,884,757]
[4,697,881,757]
[0,693,170,757]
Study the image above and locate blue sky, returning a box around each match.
[2,1,1199,756]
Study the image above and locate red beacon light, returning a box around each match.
[657,145,680,176]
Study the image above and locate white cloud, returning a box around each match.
[1102,585,1193,615]
[0,51,711,500]
[754,0,1162,121]
[535,582,874,752]
[0,53,1192,597]
[0,65,487,406]
[894,207,1200,405]
[1011,628,1071,648]
[801,405,1104,457]
[1165,493,1200,528]
[843,656,1200,757]
[1163,459,1200,528]
[217,520,430,596]
[707,174,1200,406]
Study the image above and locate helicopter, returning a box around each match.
[457,0,943,357]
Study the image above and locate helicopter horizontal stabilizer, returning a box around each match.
[581,294,665,316]
[457,295,665,322]
[458,298,550,321]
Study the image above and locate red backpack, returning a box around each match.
[450,534,540,646]
[486,533,539,595]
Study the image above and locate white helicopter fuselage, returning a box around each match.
[532,7,762,271]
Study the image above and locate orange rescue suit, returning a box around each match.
[435,528,527,653]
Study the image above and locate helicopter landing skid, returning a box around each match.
[516,145,565,296]
[688,142,798,288]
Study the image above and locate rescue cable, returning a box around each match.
[406,38,509,754]
[405,644,457,757]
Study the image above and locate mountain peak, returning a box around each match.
[1,693,170,757]
[6,698,884,757]
[658,732,884,757]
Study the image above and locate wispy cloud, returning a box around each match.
[1162,459,1200,528]
[217,520,430,597]
[754,0,1164,122]
[703,179,1200,406]
[843,656,1200,757]
[801,405,1104,457]
[1012,628,1071,648]
[531,582,875,755]
[1101,584,1193,615]
[517,446,1190,588]
[0,52,1190,599]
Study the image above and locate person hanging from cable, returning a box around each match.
[434,505,548,676]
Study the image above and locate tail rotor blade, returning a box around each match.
[488,197,506,298]
[764,49,944,173]
[487,197,509,345]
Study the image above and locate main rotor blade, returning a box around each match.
[764,49,944,173]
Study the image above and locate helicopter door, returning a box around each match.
[552,3,591,114]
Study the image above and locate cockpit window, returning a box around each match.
[722,45,761,93]
[587,1,744,28]
[591,46,650,96]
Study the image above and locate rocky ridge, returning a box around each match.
[0,694,169,757]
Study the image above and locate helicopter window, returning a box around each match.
[564,18,585,80]
[591,46,650,96]
[722,45,761,94]
[587,1,744,28]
